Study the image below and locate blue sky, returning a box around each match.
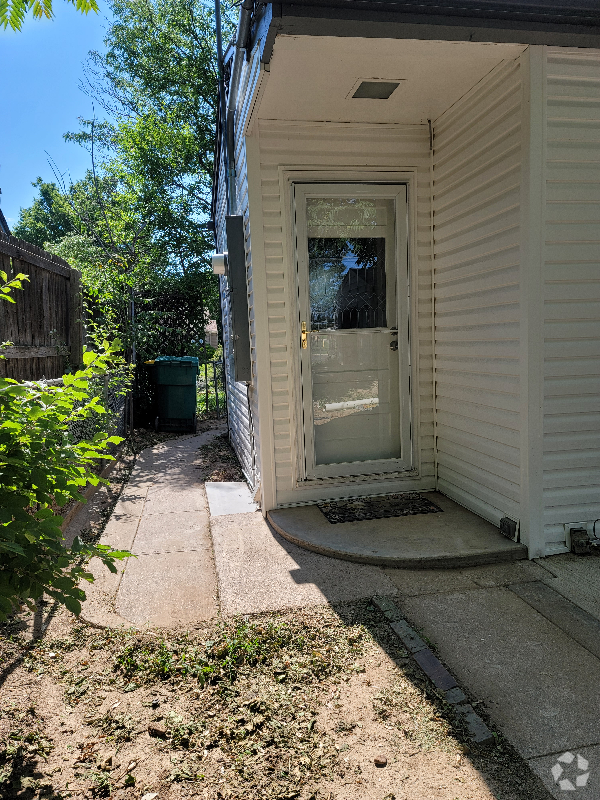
[0,3,112,227]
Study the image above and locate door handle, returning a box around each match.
[301,321,308,349]
[390,340,399,351]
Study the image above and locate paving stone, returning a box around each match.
[389,619,427,653]
[413,648,458,691]
[454,704,495,745]
[372,596,404,622]
[443,687,466,705]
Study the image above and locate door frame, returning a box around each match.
[293,181,413,480]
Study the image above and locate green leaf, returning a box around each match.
[62,595,82,615]
[0,541,26,555]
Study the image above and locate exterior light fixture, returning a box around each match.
[212,252,228,275]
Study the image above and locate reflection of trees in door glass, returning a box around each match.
[308,238,387,330]
[306,197,382,230]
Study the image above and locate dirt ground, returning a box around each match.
[0,420,552,800]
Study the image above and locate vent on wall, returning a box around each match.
[352,80,402,99]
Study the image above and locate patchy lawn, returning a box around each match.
[0,603,551,800]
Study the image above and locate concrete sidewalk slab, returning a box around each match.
[535,554,600,622]
[205,481,258,516]
[510,580,600,661]
[143,485,207,514]
[80,428,223,629]
[384,560,547,596]
[132,511,211,554]
[399,586,600,759]
[116,547,217,627]
[211,512,399,615]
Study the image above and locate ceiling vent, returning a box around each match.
[352,80,402,100]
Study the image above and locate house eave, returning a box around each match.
[252,1,600,63]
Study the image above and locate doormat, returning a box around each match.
[317,492,443,524]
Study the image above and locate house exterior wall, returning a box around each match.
[542,47,600,550]
[217,46,264,489]
[254,120,435,507]
[432,57,523,528]
[218,33,600,556]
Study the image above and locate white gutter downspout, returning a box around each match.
[226,0,254,216]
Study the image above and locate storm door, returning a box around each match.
[295,184,411,480]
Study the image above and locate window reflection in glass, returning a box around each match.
[308,238,387,330]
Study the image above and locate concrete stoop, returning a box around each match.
[268,492,527,569]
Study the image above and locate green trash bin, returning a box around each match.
[149,356,199,433]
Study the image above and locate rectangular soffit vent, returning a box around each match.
[352,80,402,99]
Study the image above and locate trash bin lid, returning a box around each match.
[154,356,199,365]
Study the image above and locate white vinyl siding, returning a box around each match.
[218,47,263,489]
[542,47,600,548]
[256,121,435,506]
[432,58,523,526]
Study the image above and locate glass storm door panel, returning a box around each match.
[295,185,411,480]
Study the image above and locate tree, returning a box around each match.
[13,0,228,423]
[1,0,98,31]
[12,178,75,247]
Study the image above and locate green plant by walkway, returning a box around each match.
[0,337,133,620]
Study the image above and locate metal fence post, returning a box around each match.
[214,361,220,419]
[204,361,209,413]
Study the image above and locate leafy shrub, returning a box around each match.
[0,338,132,619]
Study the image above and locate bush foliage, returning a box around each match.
[0,330,132,620]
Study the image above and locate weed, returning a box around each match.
[90,770,112,797]
[90,712,136,743]
[164,712,199,748]
[113,620,313,686]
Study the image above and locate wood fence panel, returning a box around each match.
[0,234,83,381]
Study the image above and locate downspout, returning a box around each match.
[226,0,254,216]
[214,0,229,217]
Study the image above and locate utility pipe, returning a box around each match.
[226,0,254,215]
[214,0,229,217]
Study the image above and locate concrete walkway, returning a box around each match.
[79,434,600,800]
[80,429,222,628]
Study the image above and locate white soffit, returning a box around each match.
[257,36,527,124]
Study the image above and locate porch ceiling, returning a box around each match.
[256,35,526,124]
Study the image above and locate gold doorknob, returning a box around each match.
[301,321,308,349]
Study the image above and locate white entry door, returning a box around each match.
[295,184,411,480]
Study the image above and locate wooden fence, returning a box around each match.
[0,233,83,381]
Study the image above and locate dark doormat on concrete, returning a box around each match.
[317,492,444,524]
